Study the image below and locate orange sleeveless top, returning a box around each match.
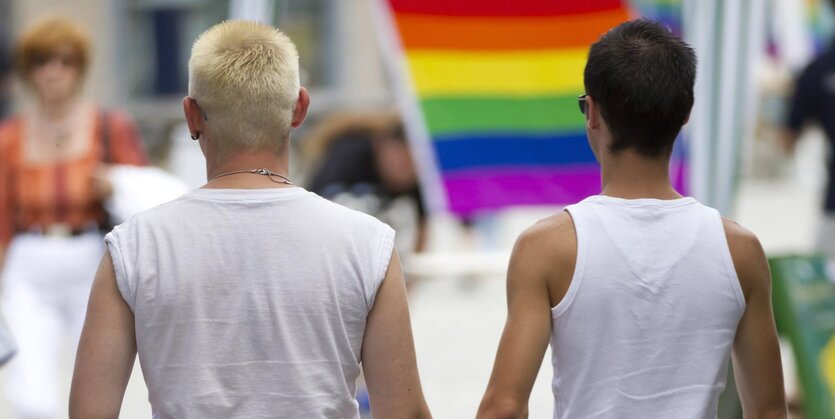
[0,108,147,247]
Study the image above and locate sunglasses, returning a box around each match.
[578,94,587,115]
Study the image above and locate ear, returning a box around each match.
[682,110,691,126]
[182,96,206,138]
[290,87,310,129]
[585,95,601,131]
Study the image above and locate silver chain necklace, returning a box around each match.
[209,168,293,185]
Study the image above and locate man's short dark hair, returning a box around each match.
[584,19,696,157]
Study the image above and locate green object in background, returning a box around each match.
[770,255,835,419]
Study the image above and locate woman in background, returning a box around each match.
[0,17,146,419]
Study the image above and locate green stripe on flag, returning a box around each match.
[420,95,586,136]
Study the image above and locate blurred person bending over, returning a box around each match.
[478,20,786,419]
[784,0,835,260]
[0,17,146,419]
[307,114,427,252]
[69,21,430,419]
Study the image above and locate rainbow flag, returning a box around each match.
[378,0,631,216]
[631,0,682,35]
[807,0,834,52]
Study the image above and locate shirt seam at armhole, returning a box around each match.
[105,229,135,313]
[552,207,585,318]
[367,226,395,313]
[714,210,747,313]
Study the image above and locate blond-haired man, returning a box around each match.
[69,21,431,419]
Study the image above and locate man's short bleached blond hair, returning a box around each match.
[188,20,300,154]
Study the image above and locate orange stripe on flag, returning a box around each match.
[395,8,629,51]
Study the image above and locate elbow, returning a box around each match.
[477,395,528,419]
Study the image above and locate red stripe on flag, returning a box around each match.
[389,0,625,17]
[394,8,628,51]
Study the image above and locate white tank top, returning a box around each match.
[552,196,746,419]
[105,188,395,419]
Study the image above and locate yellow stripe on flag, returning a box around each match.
[406,49,587,96]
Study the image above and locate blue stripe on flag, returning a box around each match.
[433,132,595,171]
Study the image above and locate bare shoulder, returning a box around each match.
[511,211,577,305]
[721,217,770,300]
[515,211,575,256]
[721,217,765,262]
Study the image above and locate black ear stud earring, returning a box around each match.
[191,133,200,141]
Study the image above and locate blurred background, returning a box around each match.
[0,0,833,418]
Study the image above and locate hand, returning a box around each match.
[91,165,114,199]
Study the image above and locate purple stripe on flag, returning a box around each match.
[442,161,689,215]
[443,165,601,215]
[670,159,688,195]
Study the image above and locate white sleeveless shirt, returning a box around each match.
[552,196,746,419]
[105,187,395,419]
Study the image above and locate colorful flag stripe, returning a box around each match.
[443,166,602,214]
[434,133,594,171]
[382,0,640,215]
[394,8,625,51]
[444,160,689,214]
[408,50,587,96]
[420,96,586,136]
[390,0,625,17]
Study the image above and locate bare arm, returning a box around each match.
[724,219,787,419]
[477,213,575,419]
[69,251,137,419]
[361,249,431,418]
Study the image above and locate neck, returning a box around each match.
[599,150,682,200]
[205,149,291,189]
[37,96,78,120]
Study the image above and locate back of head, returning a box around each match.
[189,20,300,155]
[584,19,696,157]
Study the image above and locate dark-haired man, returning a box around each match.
[477,19,787,419]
